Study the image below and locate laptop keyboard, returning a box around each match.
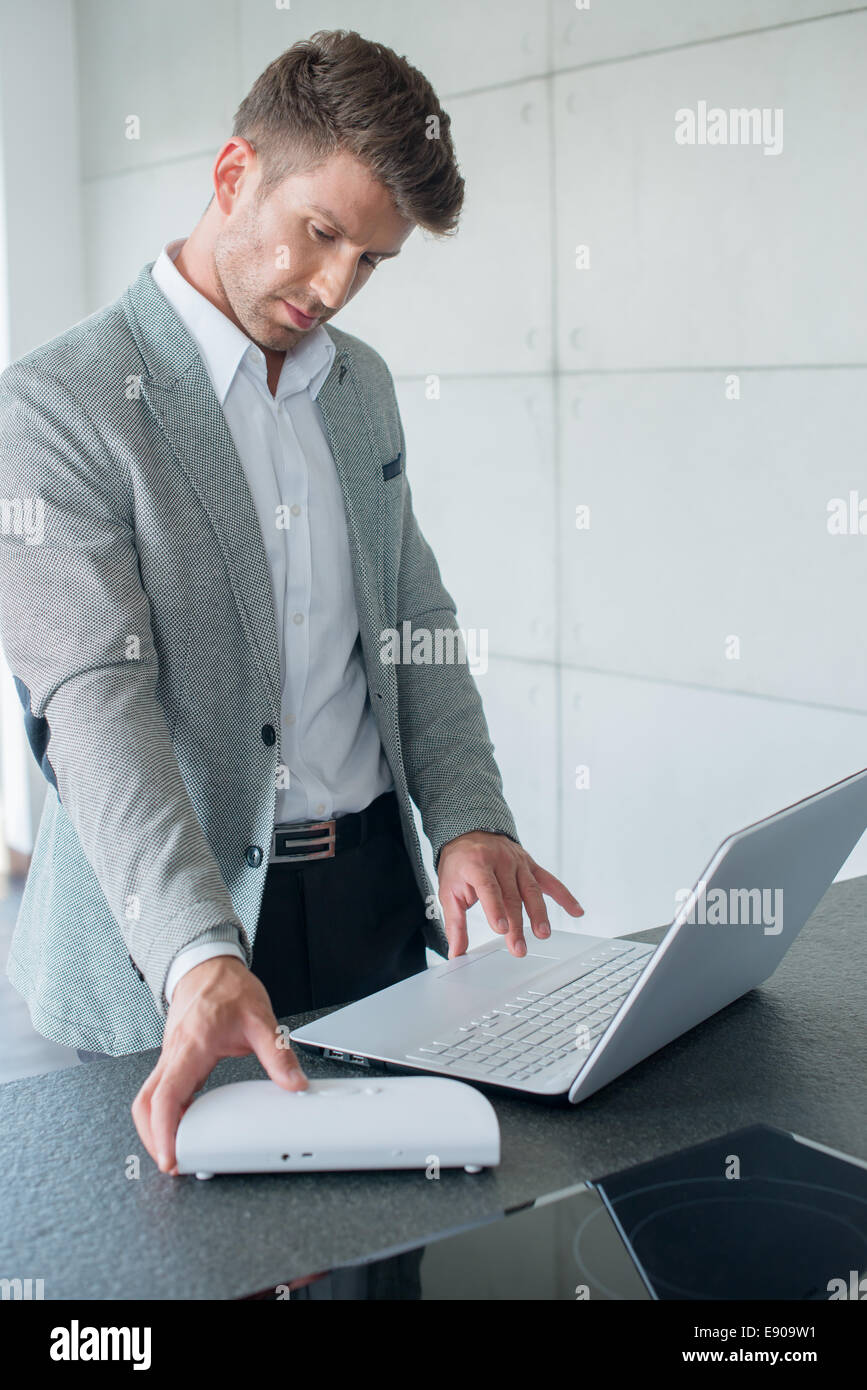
[405,940,655,1089]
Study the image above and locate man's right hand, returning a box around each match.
[132,956,307,1175]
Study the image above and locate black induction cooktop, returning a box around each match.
[588,1123,867,1300]
[259,1124,867,1300]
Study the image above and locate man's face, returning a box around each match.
[212,146,415,352]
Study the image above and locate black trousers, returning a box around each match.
[77,792,428,1060]
[251,792,429,1018]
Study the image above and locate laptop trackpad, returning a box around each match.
[436,947,559,991]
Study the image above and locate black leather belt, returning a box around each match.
[269,790,400,865]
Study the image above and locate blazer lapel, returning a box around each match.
[140,357,282,713]
[315,344,386,638]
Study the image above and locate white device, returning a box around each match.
[175,1076,501,1178]
[290,765,867,1104]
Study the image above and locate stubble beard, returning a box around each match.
[213,208,303,353]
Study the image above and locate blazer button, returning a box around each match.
[245,845,264,868]
[262,724,276,746]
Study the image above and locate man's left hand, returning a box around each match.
[436,831,584,958]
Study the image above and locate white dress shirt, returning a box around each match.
[152,239,394,1003]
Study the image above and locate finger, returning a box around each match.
[440,890,468,958]
[529,862,584,916]
[517,865,551,939]
[471,869,509,945]
[150,1046,214,1173]
[500,876,528,957]
[476,869,526,957]
[131,1061,167,1167]
[247,1014,308,1090]
[163,1096,196,1170]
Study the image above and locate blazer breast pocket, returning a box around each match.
[382,451,402,481]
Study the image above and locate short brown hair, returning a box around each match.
[232,29,465,236]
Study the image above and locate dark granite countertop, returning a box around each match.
[2,875,865,1299]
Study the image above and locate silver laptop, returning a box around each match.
[290,766,867,1103]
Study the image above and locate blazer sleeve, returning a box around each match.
[388,394,521,870]
[0,364,250,1013]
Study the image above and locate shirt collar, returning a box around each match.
[150,238,335,405]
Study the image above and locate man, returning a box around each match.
[0,31,582,1173]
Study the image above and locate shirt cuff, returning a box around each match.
[165,936,247,1006]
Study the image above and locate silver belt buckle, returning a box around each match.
[271,818,337,864]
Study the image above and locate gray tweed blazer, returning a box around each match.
[0,261,519,1055]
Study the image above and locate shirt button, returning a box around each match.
[291,504,301,516]
[316,803,326,815]
[293,612,304,625]
[261,724,276,745]
[284,713,296,726]
[245,845,264,868]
